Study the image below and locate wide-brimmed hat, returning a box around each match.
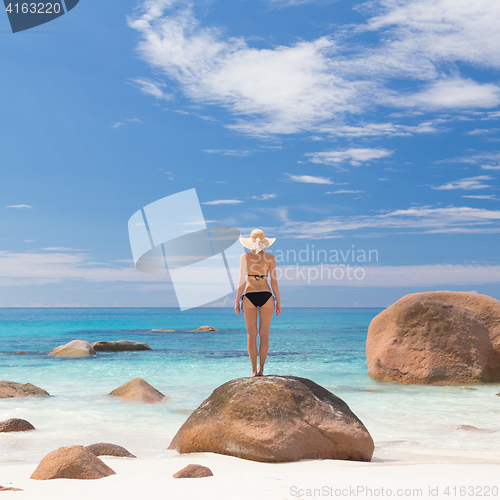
[240,229,276,253]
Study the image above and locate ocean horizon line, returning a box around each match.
[0,305,385,309]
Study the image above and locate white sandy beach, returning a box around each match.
[2,453,499,499]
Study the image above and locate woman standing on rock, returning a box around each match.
[235,229,281,377]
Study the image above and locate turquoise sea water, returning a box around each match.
[1,307,499,464]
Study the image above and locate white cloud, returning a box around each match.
[129,0,500,136]
[432,175,493,191]
[6,205,33,209]
[286,174,333,184]
[277,263,500,287]
[318,121,441,138]
[129,78,172,100]
[41,247,87,251]
[0,250,165,287]
[201,199,243,205]
[271,205,500,238]
[365,0,500,71]
[252,193,278,200]
[306,148,393,167]
[481,165,500,170]
[326,190,365,194]
[385,78,500,109]
[462,195,498,200]
[203,149,252,156]
[111,118,143,128]
[464,128,499,136]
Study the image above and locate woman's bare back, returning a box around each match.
[245,251,274,292]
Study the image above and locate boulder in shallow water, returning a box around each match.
[190,326,218,332]
[168,375,374,463]
[173,464,213,478]
[366,291,500,384]
[49,339,96,358]
[86,443,136,458]
[30,445,116,480]
[91,340,151,352]
[0,418,35,433]
[109,378,166,403]
[0,381,50,398]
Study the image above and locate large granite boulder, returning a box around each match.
[0,381,50,398]
[85,443,136,458]
[91,340,151,352]
[168,375,374,463]
[0,418,35,433]
[49,340,96,358]
[30,445,116,480]
[366,291,500,384]
[109,378,166,403]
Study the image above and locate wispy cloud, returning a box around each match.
[252,193,278,200]
[277,263,500,287]
[464,128,500,136]
[326,189,365,194]
[432,175,493,191]
[286,174,333,184]
[270,205,500,238]
[128,0,500,136]
[0,249,165,287]
[462,195,498,200]
[203,149,252,156]
[129,78,172,100]
[201,199,244,205]
[6,205,33,209]
[306,148,393,167]
[111,118,143,128]
[384,78,500,109]
[319,121,442,138]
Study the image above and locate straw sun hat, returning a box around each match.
[240,229,276,253]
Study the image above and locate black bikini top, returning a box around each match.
[247,274,267,281]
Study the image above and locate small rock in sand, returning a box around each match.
[0,485,23,491]
[173,464,213,478]
[30,445,116,480]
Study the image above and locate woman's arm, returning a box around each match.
[234,253,247,316]
[269,255,281,316]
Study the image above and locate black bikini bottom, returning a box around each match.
[243,291,274,308]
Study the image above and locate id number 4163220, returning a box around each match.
[5,3,62,14]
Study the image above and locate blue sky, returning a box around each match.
[1,0,500,307]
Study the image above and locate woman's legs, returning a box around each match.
[257,298,274,376]
[243,296,258,376]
